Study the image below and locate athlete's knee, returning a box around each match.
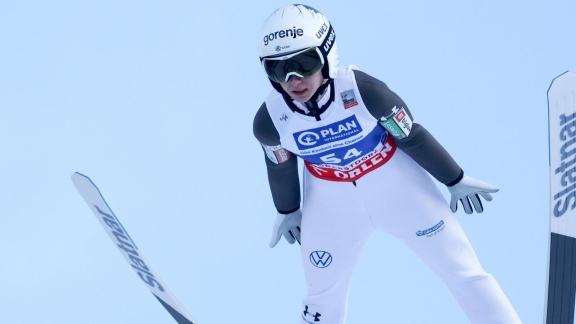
[458,267,491,281]
[436,264,492,286]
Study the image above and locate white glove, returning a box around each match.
[447,175,499,214]
[269,210,302,248]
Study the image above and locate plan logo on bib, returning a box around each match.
[293,115,362,150]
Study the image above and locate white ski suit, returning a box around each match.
[253,66,520,323]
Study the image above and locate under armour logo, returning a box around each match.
[303,305,322,322]
[309,251,332,268]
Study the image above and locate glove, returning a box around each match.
[269,210,302,248]
[447,175,499,214]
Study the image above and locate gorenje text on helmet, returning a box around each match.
[263,27,304,46]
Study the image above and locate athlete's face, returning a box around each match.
[280,71,326,103]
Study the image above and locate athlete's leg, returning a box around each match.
[299,169,373,324]
[359,151,520,323]
[394,207,520,323]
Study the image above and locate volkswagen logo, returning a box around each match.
[310,251,332,268]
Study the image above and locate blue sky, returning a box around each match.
[1,1,575,323]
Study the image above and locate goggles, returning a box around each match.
[262,47,325,83]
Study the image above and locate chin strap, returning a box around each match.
[281,79,335,121]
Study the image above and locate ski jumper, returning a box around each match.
[253,66,520,323]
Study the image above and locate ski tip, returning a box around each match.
[70,172,97,189]
[71,172,90,181]
[548,70,576,93]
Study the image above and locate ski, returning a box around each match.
[547,71,576,324]
[71,172,198,324]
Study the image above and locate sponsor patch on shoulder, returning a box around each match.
[261,143,291,164]
[379,106,413,139]
[340,89,358,109]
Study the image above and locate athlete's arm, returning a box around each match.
[253,102,301,214]
[354,70,463,185]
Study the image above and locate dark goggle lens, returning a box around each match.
[263,48,324,83]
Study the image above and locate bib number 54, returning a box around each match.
[320,148,362,164]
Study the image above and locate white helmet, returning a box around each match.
[258,4,339,82]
